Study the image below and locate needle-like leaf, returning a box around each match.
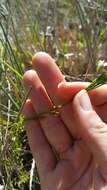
[86,72,107,91]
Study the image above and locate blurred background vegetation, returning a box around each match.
[0,0,107,189]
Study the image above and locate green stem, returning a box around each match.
[20,71,107,122]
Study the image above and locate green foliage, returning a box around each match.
[86,71,107,91]
[0,0,107,189]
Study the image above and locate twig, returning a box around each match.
[16,86,33,122]
[4,79,11,142]
[19,71,107,122]
[75,0,96,78]
[29,158,35,190]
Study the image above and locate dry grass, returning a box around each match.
[0,0,107,189]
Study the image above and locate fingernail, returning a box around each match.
[58,82,63,88]
[78,90,93,111]
[58,82,72,88]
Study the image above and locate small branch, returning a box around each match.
[17,70,107,123]
[29,158,35,190]
[16,86,33,122]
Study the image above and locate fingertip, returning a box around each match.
[58,81,73,102]
[23,69,37,86]
[22,99,35,118]
[58,81,72,89]
[57,81,89,103]
[23,69,36,81]
[74,89,88,100]
[32,52,54,68]
[73,89,91,110]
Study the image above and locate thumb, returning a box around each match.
[73,90,107,182]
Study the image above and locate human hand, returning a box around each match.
[23,52,107,190]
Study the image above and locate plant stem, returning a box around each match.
[20,71,107,122]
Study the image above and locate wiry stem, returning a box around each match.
[16,86,33,122]
[20,71,107,122]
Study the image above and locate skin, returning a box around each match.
[23,52,107,190]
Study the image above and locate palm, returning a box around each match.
[41,141,92,190]
[23,53,107,190]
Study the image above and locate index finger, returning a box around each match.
[58,81,107,106]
